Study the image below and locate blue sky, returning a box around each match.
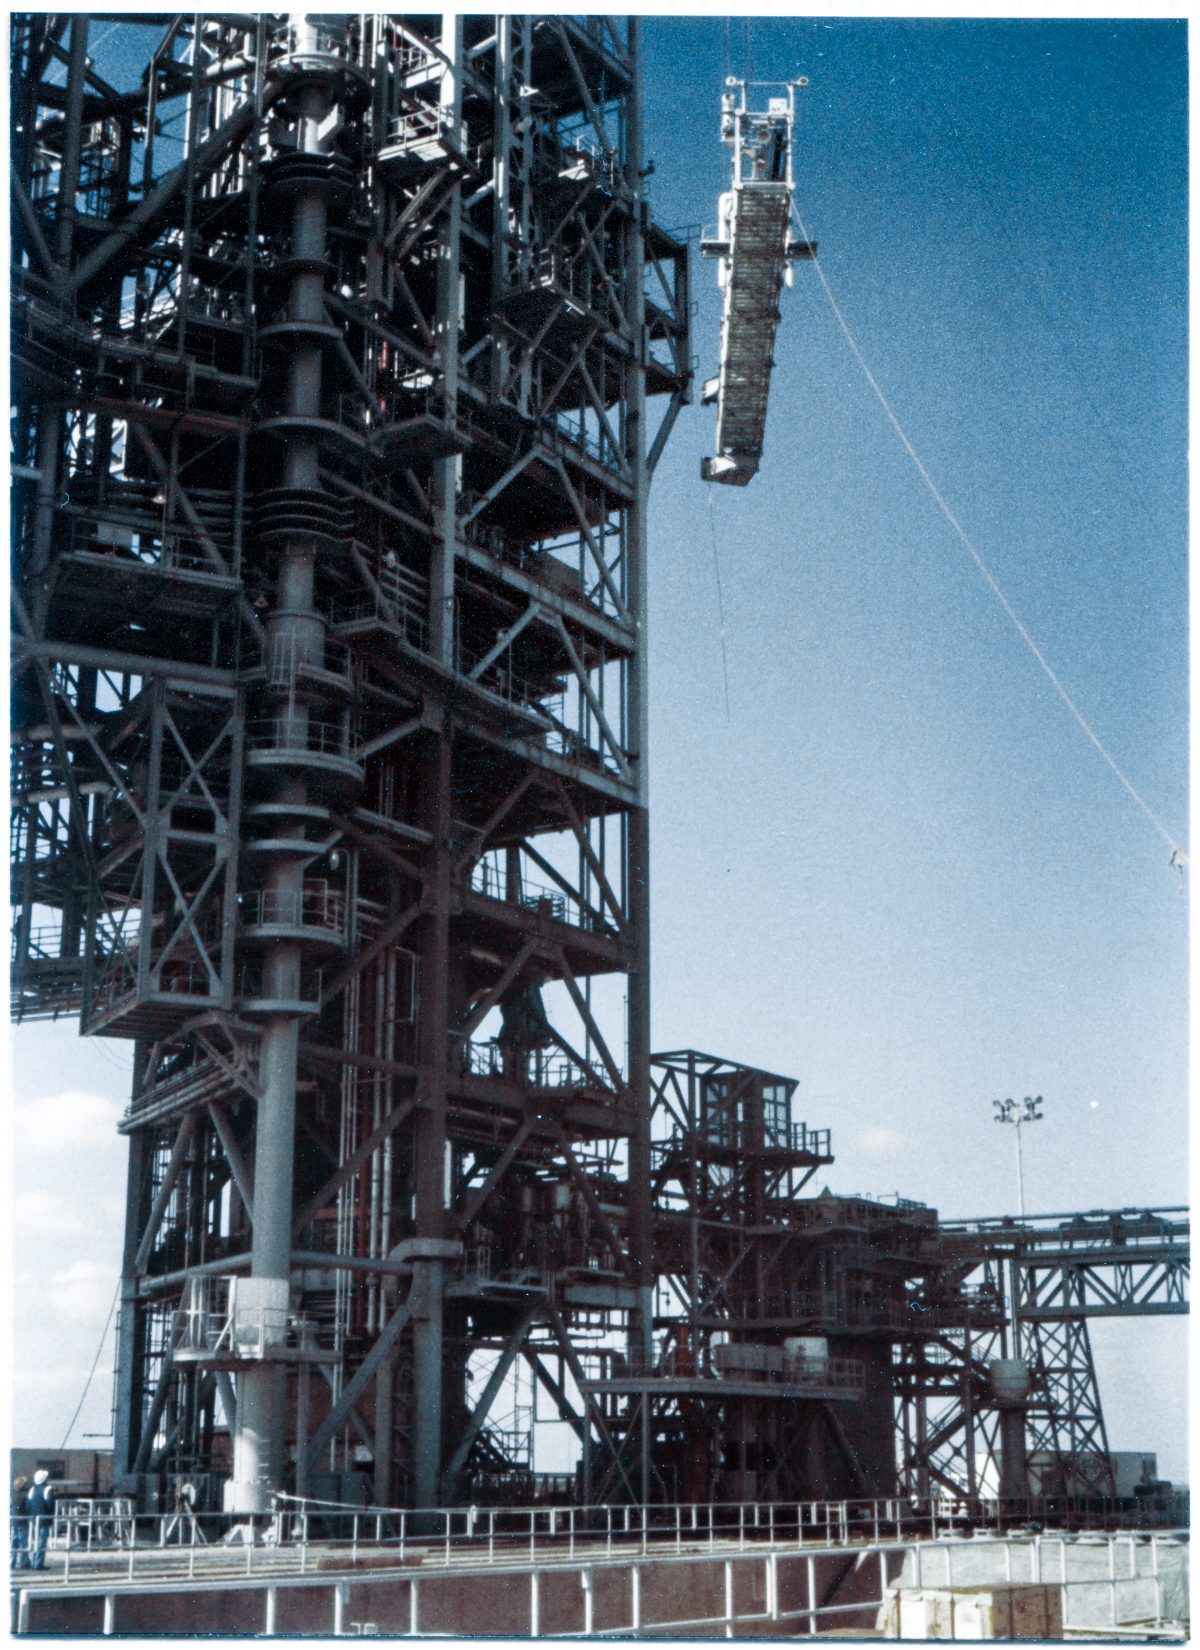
[9,15,1188,1479]
[643,16,1187,1202]
[641,15,1188,1470]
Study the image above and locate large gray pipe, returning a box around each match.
[226,65,333,1517]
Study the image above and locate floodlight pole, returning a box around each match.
[992,1096,1044,1356]
[1014,1114,1026,1219]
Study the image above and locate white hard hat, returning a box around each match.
[33,1470,49,1485]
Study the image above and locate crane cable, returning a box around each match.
[791,204,1188,872]
[707,485,732,721]
[57,1276,121,1452]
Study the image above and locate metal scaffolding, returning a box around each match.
[11,11,688,1514]
[10,15,1187,1523]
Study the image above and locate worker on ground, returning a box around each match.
[10,1476,29,1568]
[24,1470,55,1570]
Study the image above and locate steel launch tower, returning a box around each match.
[11,11,690,1512]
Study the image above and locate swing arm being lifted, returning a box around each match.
[701,78,814,486]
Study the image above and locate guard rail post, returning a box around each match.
[1108,1534,1117,1629]
[1151,1534,1161,1622]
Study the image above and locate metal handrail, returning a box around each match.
[9,1498,1188,1597]
[246,717,354,759]
[270,16,365,69]
[265,632,351,688]
[238,883,347,939]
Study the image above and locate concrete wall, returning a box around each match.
[14,1547,907,1637]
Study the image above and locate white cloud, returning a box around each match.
[46,1260,120,1326]
[12,1088,124,1158]
[857,1126,907,1158]
[11,1190,123,1241]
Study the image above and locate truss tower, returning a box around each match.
[11,11,690,1512]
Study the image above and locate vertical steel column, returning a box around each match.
[428,14,463,671]
[624,18,654,1377]
[112,1046,153,1489]
[413,730,451,1512]
[55,15,89,264]
[229,44,336,1514]
[26,14,83,627]
[409,13,464,1516]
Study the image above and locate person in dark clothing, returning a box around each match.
[24,1471,55,1570]
[10,1477,29,1569]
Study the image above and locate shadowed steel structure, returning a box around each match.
[10,10,689,1515]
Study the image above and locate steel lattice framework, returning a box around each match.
[11,10,690,1514]
[895,1210,1190,1500]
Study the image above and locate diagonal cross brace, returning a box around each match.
[523,1349,586,1440]
[207,1103,255,1222]
[547,1306,637,1503]
[468,600,542,683]
[317,1364,376,1460]
[292,1098,420,1240]
[442,1305,538,1489]
[553,460,628,618]
[305,1295,414,1474]
[322,898,427,1007]
[556,951,630,1098]
[454,773,537,876]
[553,619,632,781]
[551,779,628,933]
[134,1112,197,1274]
[455,1117,535,1233]
[453,939,539,1049]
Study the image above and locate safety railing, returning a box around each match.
[471,859,610,930]
[270,16,366,70]
[156,959,222,997]
[394,40,436,82]
[246,716,355,761]
[61,512,231,576]
[790,1120,832,1155]
[175,1274,291,1361]
[655,1119,832,1158]
[10,1496,1187,1631]
[550,409,620,471]
[462,1039,614,1092]
[380,106,469,163]
[331,552,429,651]
[11,924,74,962]
[264,632,351,692]
[238,883,347,941]
[454,639,565,719]
[555,127,619,185]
